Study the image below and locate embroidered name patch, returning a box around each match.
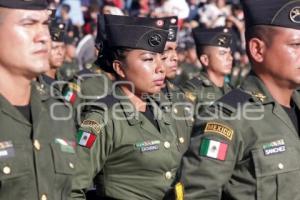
[55,138,76,153]
[0,141,15,159]
[263,139,286,156]
[204,122,233,140]
[135,140,160,152]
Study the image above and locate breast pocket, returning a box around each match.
[0,144,31,200]
[51,143,76,199]
[252,146,300,200]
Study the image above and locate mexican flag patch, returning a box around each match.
[63,89,76,104]
[77,130,96,148]
[199,138,228,161]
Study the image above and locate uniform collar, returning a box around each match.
[240,72,275,104]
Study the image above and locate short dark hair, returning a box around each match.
[61,4,71,13]
[95,41,131,73]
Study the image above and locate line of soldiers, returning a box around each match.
[1,0,300,200]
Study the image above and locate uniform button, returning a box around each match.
[34,140,41,150]
[278,163,284,170]
[190,118,194,122]
[173,108,178,114]
[3,166,11,174]
[41,194,47,200]
[184,107,191,112]
[165,171,172,179]
[69,162,74,169]
[164,141,170,149]
[179,137,185,144]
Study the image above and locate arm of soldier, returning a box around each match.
[180,119,241,200]
[71,108,113,199]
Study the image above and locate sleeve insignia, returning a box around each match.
[80,120,103,134]
[185,91,196,102]
[204,122,233,141]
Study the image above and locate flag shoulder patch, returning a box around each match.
[204,122,234,141]
[199,138,228,161]
[76,130,97,149]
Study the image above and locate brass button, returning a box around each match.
[34,140,41,151]
[184,107,191,112]
[164,141,170,149]
[190,118,194,122]
[179,137,185,144]
[41,194,47,200]
[3,166,11,174]
[173,108,178,114]
[165,171,172,179]
[278,163,284,170]
[69,162,74,169]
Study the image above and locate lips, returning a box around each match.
[153,77,165,86]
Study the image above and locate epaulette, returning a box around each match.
[41,74,55,86]
[189,77,203,88]
[90,94,119,109]
[216,88,252,110]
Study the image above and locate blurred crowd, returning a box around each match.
[48,0,250,87]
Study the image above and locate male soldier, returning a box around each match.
[0,1,76,199]
[180,0,300,199]
[181,27,233,116]
[43,19,66,82]
[160,16,194,152]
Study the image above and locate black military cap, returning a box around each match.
[0,0,48,10]
[49,20,65,42]
[162,16,178,42]
[98,14,170,53]
[192,27,232,48]
[242,0,300,29]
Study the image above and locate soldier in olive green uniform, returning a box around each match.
[0,0,77,199]
[181,27,233,115]
[160,16,194,154]
[180,1,300,199]
[71,14,185,200]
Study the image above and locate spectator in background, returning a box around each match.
[198,0,231,28]
[62,0,84,26]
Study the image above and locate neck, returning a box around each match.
[206,70,225,87]
[45,68,57,79]
[259,74,294,107]
[0,68,31,106]
[120,85,147,112]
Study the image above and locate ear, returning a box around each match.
[199,54,209,68]
[248,38,266,63]
[112,60,126,78]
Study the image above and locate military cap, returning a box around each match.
[49,20,65,42]
[192,27,232,48]
[162,16,178,42]
[0,0,48,10]
[242,0,300,29]
[98,14,170,53]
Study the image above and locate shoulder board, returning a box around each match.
[188,77,203,88]
[216,88,252,109]
[93,94,119,108]
[41,74,55,86]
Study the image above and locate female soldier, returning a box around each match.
[71,14,186,200]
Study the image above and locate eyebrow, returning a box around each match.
[139,52,157,56]
[19,15,49,24]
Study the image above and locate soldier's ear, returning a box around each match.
[112,60,126,78]
[199,54,209,68]
[248,37,266,63]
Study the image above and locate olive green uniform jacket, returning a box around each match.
[71,86,189,200]
[180,74,300,200]
[0,81,77,200]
